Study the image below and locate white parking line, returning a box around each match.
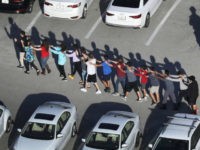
[85,12,105,39]
[25,11,42,33]
[145,0,182,46]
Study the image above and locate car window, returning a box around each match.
[56,111,70,135]
[0,108,3,118]
[112,0,140,8]
[191,124,200,149]
[144,0,148,5]
[121,121,134,144]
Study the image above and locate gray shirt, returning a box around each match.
[125,67,137,82]
[149,74,159,86]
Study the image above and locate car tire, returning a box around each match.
[135,132,141,148]
[144,13,150,28]
[28,2,34,13]
[81,5,87,19]
[71,123,77,137]
[6,117,12,133]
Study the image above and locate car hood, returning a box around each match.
[14,136,55,150]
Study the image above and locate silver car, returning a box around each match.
[0,104,12,138]
[82,111,141,150]
[13,101,77,150]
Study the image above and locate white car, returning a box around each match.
[0,104,12,138]
[105,0,162,28]
[81,111,141,150]
[13,101,77,150]
[148,113,200,150]
[43,0,88,19]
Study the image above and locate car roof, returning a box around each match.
[29,101,74,125]
[93,111,138,134]
[160,113,200,140]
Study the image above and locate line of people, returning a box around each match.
[14,31,199,114]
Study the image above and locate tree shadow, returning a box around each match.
[8,93,71,149]
[72,102,132,150]
[189,6,200,47]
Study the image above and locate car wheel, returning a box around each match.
[135,132,141,148]
[144,13,150,28]
[81,5,87,19]
[71,123,77,137]
[6,117,12,133]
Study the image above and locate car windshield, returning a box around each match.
[21,122,55,140]
[153,137,188,150]
[112,0,140,8]
[86,132,120,149]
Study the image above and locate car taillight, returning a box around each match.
[68,2,81,8]
[44,1,53,6]
[106,12,114,16]
[130,14,142,19]
[12,0,24,2]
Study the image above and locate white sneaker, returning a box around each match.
[137,98,143,102]
[121,96,127,101]
[143,96,148,101]
[146,94,149,97]
[112,92,120,96]
[96,90,102,95]
[81,88,87,92]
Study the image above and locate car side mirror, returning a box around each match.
[57,133,63,138]
[81,138,86,143]
[122,143,128,148]
[17,128,22,133]
[148,143,153,149]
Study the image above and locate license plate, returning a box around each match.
[2,0,9,4]
[56,3,67,10]
[118,15,126,20]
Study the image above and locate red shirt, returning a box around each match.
[113,63,126,78]
[135,68,148,84]
[41,46,49,58]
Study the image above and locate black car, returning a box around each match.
[0,0,35,13]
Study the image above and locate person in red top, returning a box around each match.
[33,39,51,75]
[110,56,126,96]
[135,66,149,99]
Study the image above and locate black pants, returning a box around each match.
[25,61,39,72]
[72,61,82,80]
[58,65,66,78]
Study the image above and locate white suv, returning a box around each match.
[148,113,200,150]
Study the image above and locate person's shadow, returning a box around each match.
[189,6,200,47]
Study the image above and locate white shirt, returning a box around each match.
[86,58,96,75]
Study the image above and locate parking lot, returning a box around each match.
[0,0,200,149]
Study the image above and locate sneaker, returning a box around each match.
[62,78,68,81]
[68,74,74,80]
[96,90,102,95]
[151,102,156,106]
[17,65,24,68]
[137,98,143,102]
[36,70,40,76]
[24,71,30,74]
[121,96,127,101]
[146,94,149,97]
[60,74,64,77]
[81,88,87,92]
[112,92,120,96]
[143,96,148,101]
[107,87,111,93]
[47,69,51,74]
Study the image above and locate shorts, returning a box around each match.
[125,81,139,93]
[102,74,111,81]
[141,83,146,90]
[87,74,97,83]
[150,86,159,93]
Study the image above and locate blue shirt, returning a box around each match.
[50,47,66,66]
[102,61,112,75]
[25,46,34,62]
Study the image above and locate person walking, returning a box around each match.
[33,39,51,75]
[24,39,40,75]
[80,47,88,86]
[50,43,67,81]
[121,62,142,102]
[80,52,101,94]
[66,44,83,83]
[111,56,126,96]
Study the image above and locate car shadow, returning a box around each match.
[72,102,132,150]
[8,93,71,149]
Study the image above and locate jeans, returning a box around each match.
[82,70,87,82]
[115,77,126,93]
[41,56,49,69]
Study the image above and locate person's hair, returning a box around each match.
[81,47,86,54]
[118,56,124,63]
[26,39,31,46]
[188,75,195,81]
[177,70,185,75]
[103,54,109,61]
[88,52,94,59]
[20,30,25,36]
[60,43,66,52]
[42,39,49,51]
[126,61,132,67]
[164,70,169,76]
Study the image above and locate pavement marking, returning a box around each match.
[25,11,42,33]
[88,0,94,7]
[145,0,182,46]
[84,12,105,39]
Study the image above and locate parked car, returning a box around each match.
[105,0,162,28]
[13,101,77,150]
[0,0,35,13]
[43,0,88,19]
[0,104,12,138]
[147,113,200,150]
[81,111,141,150]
